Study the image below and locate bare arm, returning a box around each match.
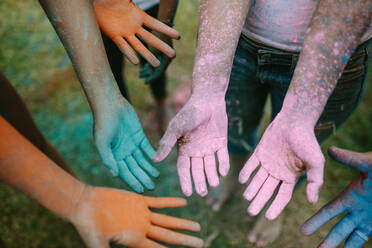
[39,0,125,115]
[238,0,372,220]
[192,0,251,95]
[0,116,85,221]
[281,0,372,126]
[154,0,251,197]
[0,116,203,248]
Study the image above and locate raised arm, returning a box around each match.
[239,0,372,220]
[39,0,123,114]
[154,0,251,197]
[0,116,203,248]
[39,0,161,193]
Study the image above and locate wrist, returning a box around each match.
[69,183,93,224]
[91,91,128,116]
[280,91,320,128]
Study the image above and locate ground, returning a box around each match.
[0,0,372,247]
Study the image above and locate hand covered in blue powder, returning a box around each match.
[94,98,158,193]
[302,146,372,248]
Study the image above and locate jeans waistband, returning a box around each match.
[240,33,372,71]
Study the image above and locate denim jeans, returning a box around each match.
[226,35,372,156]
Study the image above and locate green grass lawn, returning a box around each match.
[0,0,372,247]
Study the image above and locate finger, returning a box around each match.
[95,139,119,176]
[217,147,230,176]
[140,137,156,159]
[153,127,178,162]
[318,215,355,248]
[137,28,175,58]
[145,196,187,209]
[118,160,144,193]
[176,155,192,196]
[133,150,160,178]
[151,212,201,232]
[248,176,280,216]
[126,35,160,67]
[306,163,324,204]
[192,157,208,197]
[239,154,260,184]
[301,197,345,236]
[138,238,166,248]
[343,230,369,248]
[243,167,269,201]
[125,156,155,190]
[139,64,153,78]
[328,146,371,172]
[204,155,219,187]
[148,226,204,248]
[144,15,180,39]
[265,182,295,220]
[145,68,162,85]
[112,36,139,65]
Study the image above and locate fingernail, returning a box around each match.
[183,189,192,197]
[110,169,118,177]
[135,185,144,193]
[248,206,259,216]
[199,188,208,197]
[209,178,219,188]
[147,181,155,190]
[265,211,276,221]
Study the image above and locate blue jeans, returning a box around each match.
[226,35,372,156]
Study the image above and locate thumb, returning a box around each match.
[305,150,325,204]
[153,123,179,162]
[328,146,372,172]
[95,136,119,176]
[292,132,325,204]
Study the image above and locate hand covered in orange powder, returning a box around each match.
[93,0,180,67]
[72,187,204,248]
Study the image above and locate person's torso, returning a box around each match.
[242,0,372,52]
[132,0,159,11]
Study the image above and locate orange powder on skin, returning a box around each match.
[0,116,84,221]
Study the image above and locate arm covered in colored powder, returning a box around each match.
[239,0,372,220]
[93,0,180,67]
[302,146,372,248]
[0,116,203,248]
[39,0,160,193]
[140,0,180,84]
[154,0,251,197]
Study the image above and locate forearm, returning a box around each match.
[0,116,85,222]
[192,0,250,95]
[281,0,372,127]
[158,0,179,24]
[39,0,126,114]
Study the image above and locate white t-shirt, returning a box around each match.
[132,0,159,11]
[242,0,372,52]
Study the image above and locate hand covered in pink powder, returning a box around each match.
[239,111,325,220]
[153,93,230,197]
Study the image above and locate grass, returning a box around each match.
[0,0,371,247]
